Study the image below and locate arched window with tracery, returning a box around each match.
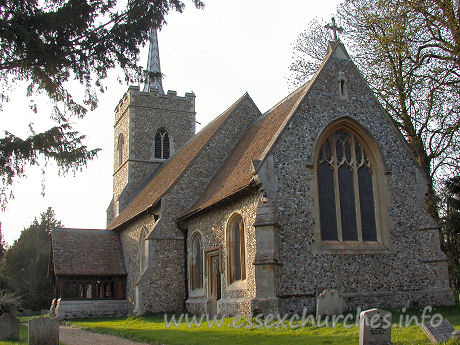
[226,214,246,284]
[316,125,382,244]
[117,134,124,167]
[190,233,203,290]
[154,128,170,159]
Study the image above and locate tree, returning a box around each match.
[0,225,6,290]
[289,0,460,218]
[0,0,204,207]
[441,175,460,291]
[0,224,5,259]
[1,208,62,310]
[404,0,460,70]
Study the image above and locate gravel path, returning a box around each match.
[59,325,150,345]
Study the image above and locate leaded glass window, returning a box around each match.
[154,128,170,159]
[317,129,377,242]
[227,215,246,284]
[190,234,203,290]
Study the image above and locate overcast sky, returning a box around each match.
[1,0,342,244]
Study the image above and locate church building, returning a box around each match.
[49,26,455,319]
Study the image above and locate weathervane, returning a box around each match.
[325,17,343,41]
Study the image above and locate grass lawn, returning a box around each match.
[67,306,460,345]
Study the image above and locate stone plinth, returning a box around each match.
[55,299,128,320]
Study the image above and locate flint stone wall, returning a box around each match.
[110,87,196,223]
[119,95,262,314]
[185,191,261,316]
[269,47,454,314]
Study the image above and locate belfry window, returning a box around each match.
[227,214,246,284]
[317,128,377,242]
[154,128,170,159]
[190,233,203,290]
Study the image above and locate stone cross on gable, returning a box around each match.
[325,17,343,41]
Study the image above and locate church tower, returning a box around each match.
[107,29,196,224]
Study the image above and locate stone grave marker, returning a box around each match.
[452,330,460,340]
[421,319,455,343]
[359,309,392,345]
[316,289,344,319]
[28,317,59,345]
[0,313,19,341]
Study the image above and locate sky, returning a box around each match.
[0,0,342,245]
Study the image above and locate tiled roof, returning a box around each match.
[51,228,126,276]
[180,81,313,219]
[107,94,249,230]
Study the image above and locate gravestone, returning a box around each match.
[452,330,460,340]
[316,289,344,318]
[359,309,392,345]
[421,319,455,343]
[28,317,59,345]
[0,313,19,341]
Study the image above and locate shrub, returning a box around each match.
[0,290,21,315]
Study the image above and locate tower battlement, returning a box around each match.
[108,29,196,225]
[115,86,195,123]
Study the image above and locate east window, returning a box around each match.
[313,121,390,254]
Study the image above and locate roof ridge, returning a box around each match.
[254,42,337,169]
[178,43,342,220]
[54,227,108,232]
[108,93,255,230]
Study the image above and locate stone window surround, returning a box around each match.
[311,118,392,255]
[117,133,124,168]
[189,231,204,292]
[225,212,248,288]
[153,127,175,160]
[337,71,348,101]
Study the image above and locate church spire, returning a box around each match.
[143,29,164,93]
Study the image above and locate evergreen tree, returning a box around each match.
[1,208,62,310]
[0,0,204,207]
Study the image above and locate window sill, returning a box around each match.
[188,288,205,298]
[226,279,247,291]
[312,241,391,255]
